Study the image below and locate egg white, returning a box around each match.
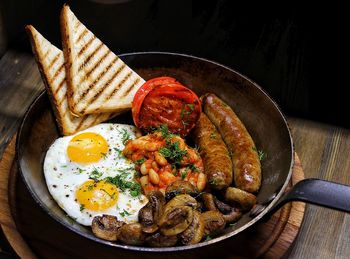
[43,123,148,226]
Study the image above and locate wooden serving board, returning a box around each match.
[0,137,305,259]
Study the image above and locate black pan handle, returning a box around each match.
[252,179,350,218]
[270,178,350,215]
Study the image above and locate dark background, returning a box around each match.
[1,0,349,128]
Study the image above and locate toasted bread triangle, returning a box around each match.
[26,25,118,135]
[60,5,145,116]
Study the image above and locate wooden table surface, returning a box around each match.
[1,49,349,258]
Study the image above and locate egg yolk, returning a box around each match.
[67,132,109,164]
[76,180,119,211]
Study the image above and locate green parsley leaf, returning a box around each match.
[155,124,175,139]
[258,150,267,161]
[134,157,146,165]
[189,164,200,173]
[253,147,267,161]
[75,168,85,174]
[119,209,131,217]
[180,168,189,180]
[159,140,187,168]
[104,172,141,197]
[80,204,85,212]
[89,168,103,180]
[210,132,217,139]
[120,129,131,145]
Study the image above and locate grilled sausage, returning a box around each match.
[193,113,233,190]
[203,93,261,193]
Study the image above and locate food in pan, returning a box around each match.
[43,124,148,226]
[203,93,262,193]
[193,113,232,190]
[123,128,206,194]
[132,76,201,137]
[27,4,263,248]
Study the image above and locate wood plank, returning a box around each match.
[288,117,350,259]
[0,50,43,157]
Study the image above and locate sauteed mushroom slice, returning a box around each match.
[149,190,166,221]
[179,210,205,245]
[214,198,242,223]
[91,215,126,241]
[139,203,157,233]
[145,232,178,247]
[201,211,226,236]
[139,190,165,233]
[224,187,257,211]
[166,194,198,210]
[118,223,146,246]
[202,193,242,224]
[159,205,194,236]
[165,180,199,200]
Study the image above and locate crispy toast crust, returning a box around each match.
[60,4,79,117]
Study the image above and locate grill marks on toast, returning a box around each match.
[47,53,60,71]
[83,64,129,112]
[54,76,66,96]
[51,63,65,84]
[83,47,110,79]
[91,61,125,99]
[78,41,103,72]
[77,35,96,57]
[75,28,87,44]
[42,48,51,61]
[120,77,141,98]
[74,54,120,106]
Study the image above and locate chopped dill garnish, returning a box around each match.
[89,168,103,180]
[252,147,267,161]
[119,209,131,217]
[120,129,131,145]
[159,139,187,168]
[258,150,267,161]
[134,157,146,165]
[104,172,141,197]
[189,164,200,173]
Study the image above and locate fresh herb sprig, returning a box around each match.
[89,168,103,180]
[252,147,267,161]
[159,139,187,168]
[120,129,131,145]
[134,157,146,165]
[104,172,141,197]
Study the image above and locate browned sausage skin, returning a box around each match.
[192,113,233,190]
[203,93,261,193]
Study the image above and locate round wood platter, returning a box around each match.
[0,137,305,259]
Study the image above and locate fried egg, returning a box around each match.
[43,123,148,226]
